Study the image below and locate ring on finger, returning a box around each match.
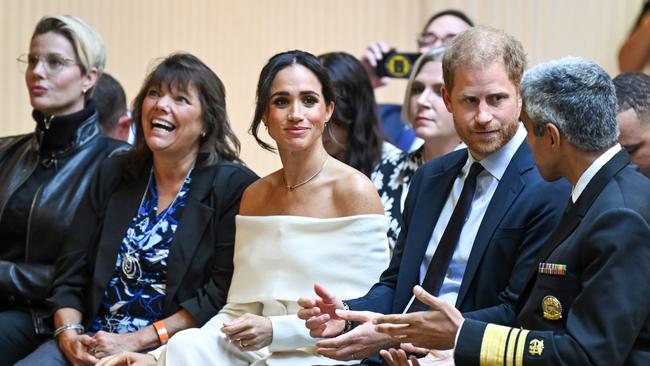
[239,339,245,348]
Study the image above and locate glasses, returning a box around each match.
[17,54,78,75]
[416,32,458,48]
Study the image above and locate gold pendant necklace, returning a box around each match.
[283,155,329,191]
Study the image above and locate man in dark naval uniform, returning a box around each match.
[374,57,650,366]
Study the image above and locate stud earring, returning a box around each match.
[201,131,206,138]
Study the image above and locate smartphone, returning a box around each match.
[375,51,421,78]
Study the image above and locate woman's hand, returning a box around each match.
[91,331,141,359]
[221,313,273,351]
[95,351,157,366]
[57,331,99,366]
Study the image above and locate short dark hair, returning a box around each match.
[130,53,241,170]
[421,9,474,34]
[250,50,335,152]
[318,52,383,177]
[93,73,127,135]
[613,72,650,125]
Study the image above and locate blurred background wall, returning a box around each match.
[1,0,642,176]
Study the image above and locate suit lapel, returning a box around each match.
[394,154,466,312]
[517,149,630,309]
[456,142,529,306]
[163,165,216,311]
[92,173,147,315]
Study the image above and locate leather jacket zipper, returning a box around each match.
[43,115,54,130]
[24,183,45,262]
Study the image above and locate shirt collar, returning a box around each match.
[464,123,527,181]
[571,144,622,202]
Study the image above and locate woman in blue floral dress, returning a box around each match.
[20,53,257,365]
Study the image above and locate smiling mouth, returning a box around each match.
[152,118,176,132]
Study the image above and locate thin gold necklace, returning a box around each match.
[283,155,329,191]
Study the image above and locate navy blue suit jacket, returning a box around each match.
[456,150,650,365]
[347,140,570,325]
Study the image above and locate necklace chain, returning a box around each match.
[283,155,329,191]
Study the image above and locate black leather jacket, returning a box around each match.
[0,109,129,334]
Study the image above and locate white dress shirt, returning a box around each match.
[408,124,527,310]
[571,144,622,203]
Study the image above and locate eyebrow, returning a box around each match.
[270,90,320,98]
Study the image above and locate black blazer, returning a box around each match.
[348,141,570,326]
[456,150,650,365]
[47,155,257,327]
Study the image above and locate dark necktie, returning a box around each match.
[408,162,485,312]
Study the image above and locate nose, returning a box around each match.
[417,88,433,108]
[474,101,493,125]
[30,60,47,77]
[155,94,172,112]
[288,101,303,121]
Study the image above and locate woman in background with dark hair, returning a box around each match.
[319,51,416,253]
[20,52,257,365]
[99,49,389,366]
[318,52,384,177]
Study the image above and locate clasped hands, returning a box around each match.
[297,284,464,365]
[59,330,149,365]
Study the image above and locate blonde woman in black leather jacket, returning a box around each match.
[0,15,127,364]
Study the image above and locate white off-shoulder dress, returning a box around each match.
[155,214,390,366]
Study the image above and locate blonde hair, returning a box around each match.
[401,47,446,126]
[33,15,106,96]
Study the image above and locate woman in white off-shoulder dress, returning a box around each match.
[98,50,389,366]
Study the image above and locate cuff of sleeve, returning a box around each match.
[454,319,488,365]
[268,314,315,352]
[454,319,464,348]
[148,344,165,361]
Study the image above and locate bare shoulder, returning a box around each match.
[240,170,281,215]
[330,160,383,216]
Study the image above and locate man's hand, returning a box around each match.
[380,347,421,366]
[95,351,157,366]
[380,345,454,366]
[221,313,273,351]
[57,331,99,366]
[297,283,346,338]
[360,41,395,88]
[374,286,464,350]
[315,310,398,361]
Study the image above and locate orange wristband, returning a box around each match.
[152,320,169,345]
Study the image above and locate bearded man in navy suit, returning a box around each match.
[374,57,650,366]
[298,26,570,365]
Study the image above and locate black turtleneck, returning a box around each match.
[32,99,95,153]
[0,100,96,261]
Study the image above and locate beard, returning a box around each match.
[457,116,520,160]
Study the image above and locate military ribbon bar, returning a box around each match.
[538,262,567,276]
